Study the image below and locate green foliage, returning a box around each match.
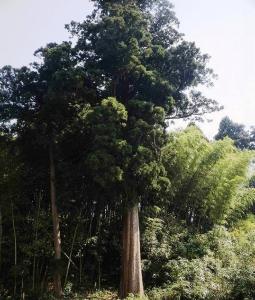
[140,127,255,299]
[85,97,128,187]
[67,0,221,117]
[0,0,254,299]
[162,126,253,230]
[142,218,255,300]
[85,290,118,300]
[215,116,255,150]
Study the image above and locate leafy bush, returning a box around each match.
[142,213,255,299]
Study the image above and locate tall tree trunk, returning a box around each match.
[11,202,17,296]
[49,144,63,298]
[32,192,41,291]
[120,204,144,299]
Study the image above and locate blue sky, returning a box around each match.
[0,0,254,138]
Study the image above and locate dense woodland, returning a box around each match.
[0,1,255,299]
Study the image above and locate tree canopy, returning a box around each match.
[215,116,255,150]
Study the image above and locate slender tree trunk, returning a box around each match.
[49,144,63,298]
[79,254,82,285]
[120,204,144,299]
[11,202,17,296]
[41,265,48,294]
[64,222,79,286]
[21,273,25,300]
[33,192,41,291]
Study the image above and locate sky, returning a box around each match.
[171,0,255,138]
[0,0,254,139]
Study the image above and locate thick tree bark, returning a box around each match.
[49,144,63,298]
[120,204,144,299]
